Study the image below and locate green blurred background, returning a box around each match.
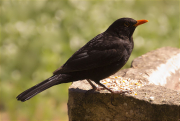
[0,0,179,121]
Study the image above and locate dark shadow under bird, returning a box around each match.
[17,18,148,102]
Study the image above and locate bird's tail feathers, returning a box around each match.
[16,75,61,102]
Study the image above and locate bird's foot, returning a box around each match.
[95,86,105,91]
[85,86,104,94]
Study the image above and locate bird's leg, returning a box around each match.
[95,81,132,94]
[94,81,114,93]
[86,79,104,91]
[86,79,97,90]
[85,79,101,95]
[87,81,131,106]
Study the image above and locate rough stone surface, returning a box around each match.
[68,47,180,121]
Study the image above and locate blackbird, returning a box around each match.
[17,18,148,102]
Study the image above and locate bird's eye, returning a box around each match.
[124,22,130,27]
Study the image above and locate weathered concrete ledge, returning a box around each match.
[68,47,180,121]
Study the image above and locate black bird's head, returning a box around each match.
[106,18,148,39]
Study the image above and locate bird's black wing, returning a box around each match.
[53,33,126,74]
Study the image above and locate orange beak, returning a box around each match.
[134,19,148,27]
